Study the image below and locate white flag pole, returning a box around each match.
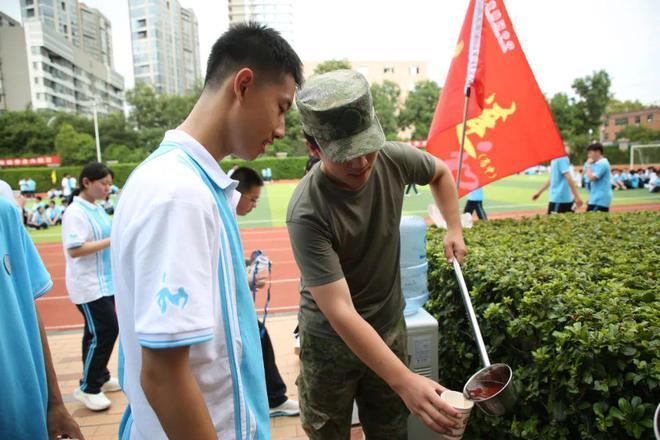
[456,0,484,191]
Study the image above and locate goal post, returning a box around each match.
[629,144,660,169]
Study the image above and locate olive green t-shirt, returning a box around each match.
[286,142,436,339]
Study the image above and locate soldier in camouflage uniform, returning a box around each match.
[286,69,467,439]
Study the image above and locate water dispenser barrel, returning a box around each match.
[400,216,429,316]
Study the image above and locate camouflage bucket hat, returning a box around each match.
[296,69,385,163]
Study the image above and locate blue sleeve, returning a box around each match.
[558,157,570,175]
[591,162,604,180]
[18,215,53,299]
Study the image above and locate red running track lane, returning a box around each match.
[36,226,301,331]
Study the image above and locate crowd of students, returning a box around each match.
[578,166,658,192]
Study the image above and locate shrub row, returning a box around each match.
[425,211,659,439]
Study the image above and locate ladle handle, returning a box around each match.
[452,258,491,367]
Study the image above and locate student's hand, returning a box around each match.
[574,197,584,208]
[444,228,466,264]
[394,371,460,434]
[47,403,85,440]
[531,192,540,201]
[586,158,594,165]
[246,265,268,289]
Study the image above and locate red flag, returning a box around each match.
[426,0,565,197]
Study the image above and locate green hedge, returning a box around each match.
[0,156,308,190]
[425,212,659,439]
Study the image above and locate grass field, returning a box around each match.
[27,174,659,244]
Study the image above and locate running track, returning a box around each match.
[36,226,301,331]
[36,203,659,331]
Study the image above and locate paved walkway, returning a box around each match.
[50,313,364,440]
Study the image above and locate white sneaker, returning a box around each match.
[101,377,121,393]
[269,399,300,417]
[73,388,111,411]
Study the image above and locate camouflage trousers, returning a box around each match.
[297,316,409,440]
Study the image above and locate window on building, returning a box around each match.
[34,77,39,84]
[615,118,628,126]
[409,65,420,75]
[383,66,395,74]
[138,18,147,27]
[61,1,65,10]
[26,0,34,5]
[138,30,147,39]
[26,8,35,17]
[648,114,654,123]
[635,115,641,124]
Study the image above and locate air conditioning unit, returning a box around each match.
[406,308,439,440]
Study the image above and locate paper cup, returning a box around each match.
[439,390,474,440]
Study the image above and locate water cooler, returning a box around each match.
[401,216,440,440]
[406,308,439,439]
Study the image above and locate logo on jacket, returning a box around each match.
[155,273,189,314]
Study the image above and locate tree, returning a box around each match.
[398,80,441,140]
[313,60,352,75]
[571,69,611,136]
[105,143,148,163]
[272,107,306,156]
[0,111,55,157]
[615,125,660,144]
[126,82,165,129]
[607,99,646,114]
[371,80,400,140]
[98,112,138,152]
[55,124,96,165]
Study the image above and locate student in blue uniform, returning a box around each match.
[0,196,84,439]
[29,205,49,229]
[61,163,120,411]
[463,187,488,220]
[583,143,613,212]
[231,166,300,418]
[533,152,583,214]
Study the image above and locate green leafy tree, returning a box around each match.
[105,143,148,163]
[0,111,55,157]
[572,69,612,136]
[615,125,660,143]
[313,60,352,75]
[126,82,165,129]
[398,80,441,139]
[607,99,646,114]
[98,112,138,151]
[55,124,96,165]
[371,80,400,140]
[272,107,306,156]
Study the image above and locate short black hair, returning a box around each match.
[587,142,604,153]
[204,22,303,89]
[232,166,263,193]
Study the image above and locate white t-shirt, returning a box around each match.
[111,130,267,440]
[0,179,16,204]
[62,177,76,196]
[61,196,113,304]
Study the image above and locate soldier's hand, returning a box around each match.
[395,372,460,434]
[444,229,466,265]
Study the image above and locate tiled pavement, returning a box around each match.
[50,313,364,440]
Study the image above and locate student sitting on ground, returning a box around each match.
[46,201,64,225]
[28,205,49,230]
